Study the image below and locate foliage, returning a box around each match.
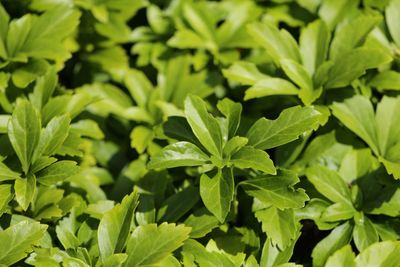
[0,0,400,266]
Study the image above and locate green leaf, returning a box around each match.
[240,170,309,209]
[124,223,191,267]
[6,15,32,60]
[320,202,356,222]
[246,106,322,150]
[70,119,104,140]
[184,95,223,156]
[386,0,400,47]
[369,70,400,91]
[247,22,301,66]
[312,222,353,267]
[200,168,234,222]
[168,29,206,49]
[230,146,276,174]
[326,48,392,89]
[124,69,152,108]
[217,98,242,140]
[98,190,139,261]
[130,126,154,154]
[281,59,313,92]
[103,254,128,267]
[0,161,20,181]
[148,141,209,169]
[181,239,238,267]
[244,78,299,100]
[29,67,57,109]
[325,245,356,267]
[184,208,220,238]
[299,20,330,75]
[157,186,200,222]
[306,165,353,206]
[255,207,298,250]
[331,95,379,154]
[318,0,359,29]
[11,59,49,88]
[8,100,41,174]
[353,212,378,251]
[355,241,400,267]
[222,61,270,85]
[223,136,248,157]
[330,14,382,60]
[0,184,13,214]
[33,114,71,162]
[260,233,300,267]
[14,174,36,211]
[0,220,47,266]
[36,160,80,186]
[376,96,400,157]
[163,116,202,147]
[280,59,318,105]
[183,3,217,46]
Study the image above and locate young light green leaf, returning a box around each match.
[8,100,41,174]
[321,202,356,222]
[246,106,322,150]
[148,141,209,169]
[318,0,359,29]
[103,254,128,267]
[240,170,309,209]
[223,136,248,157]
[280,59,313,92]
[98,190,139,261]
[353,212,378,251]
[130,126,154,154]
[124,69,152,108]
[230,146,276,174]
[184,208,220,238]
[260,235,299,267]
[182,3,217,49]
[0,220,47,266]
[124,223,191,267]
[306,165,353,206]
[244,78,299,100]
[14,174,36,211]
[330,14,382,60]
[222,61,270,85]
[0,161,20,181]
[33,114,71,162]
[299,20,330,75]
[369,70,400,91]
[184,95,223,156]
[247,22,301,65]
[256,207,298,250]
[29,68,57,109]
[326,48,392,89]
[200,168,234,222]
[325,245,356,267]
[70,119,104,140]
[312,222,353,267]
[386,0,400,47]
[355,241,400,267]
[0,184,13,214]
[331,95,379,154]
[217,98,242,139]
[36,160,80,186]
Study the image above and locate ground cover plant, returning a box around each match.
[1,0,400,266]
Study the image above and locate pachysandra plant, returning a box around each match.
[2,0,400,266]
